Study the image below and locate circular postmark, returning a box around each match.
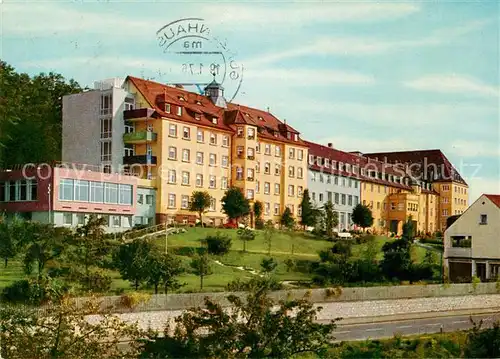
[156,18,243,103]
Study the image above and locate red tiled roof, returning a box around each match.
[485,194,500,208]
[126,76,306,146]
[363,149,467,185]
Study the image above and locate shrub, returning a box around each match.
[203,234,232,256]
[420,237,443,245]
[80,270,112,293]
[255,218,265,229]
[260,257,278,273]
[226,277,283,291]
[222,222,238,229]
[284,258,295,272]
[119,292,151,310]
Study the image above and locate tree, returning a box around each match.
[190,252,212,290]
[221,187,251,225]
[0,296,143,358]
[402,215,415,241]
[260,257,278,273]
[465,320,500,358]
[280,207,295,230]
[237,227,256,253]
[352,204,374,231]
[0,216,25,267]
[380,238,412,281]
[263,220,276,255]
[138,279,338,358]
[146,251,184,294]
[203,233,232,256]
[23,223,72,282]
[0,61,83,167]
[73,214,110,291]
[189,191,212,227]
[323,200,339,237]
[253,200,264,229]
[113,239,153,290]
[299,189,316,229]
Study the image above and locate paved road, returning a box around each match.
[330,312,500,342]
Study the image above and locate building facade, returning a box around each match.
[306,142,361,231]
[307,142,440,235]
[364,150,469,232]
[0,163,155,232]
[444,194,500,282]
[62,76,307,226]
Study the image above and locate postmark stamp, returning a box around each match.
[156,18,243,103]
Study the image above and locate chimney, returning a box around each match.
[327,143,333,148]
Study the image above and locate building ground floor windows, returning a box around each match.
[446,258,500,283]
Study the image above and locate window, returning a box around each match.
[104,183,118,204]
[309,155,314,164]
[256,142,261,153]
[289,148,295,159]
[237,127,244,137]
[288,185,294,197]
[197,129,204,142]
[480,214,487,225]
[168,170,176,184]
[222,155,229,168]
[298,149,303,160]
[247,127,255,139]
[210,197,216,211]
[354,196,359,206]
[168,146,177,160]
[274,203,280,215]
[341,194,346,205]
[311,172,316,182]
[247,147,255,159]
[288,166,295,177]
[316,157,322,166]
[221,177,228,190]
[377,201,380,210]
[89,182,103,203]
[264,182,270,194]
[334,176,339,185]
[275,164,281,176]
[298,186,303,197]
[247,168,255,180]
[222,135,229,147]
[75,180,89,202]
[100,141,112,162]
[18,180,27,201]
[119,184,132,205]
[168,194,176,208]
[312,192,316,201]
[196,152,204,165]
[274,183,280,195]
[209,176,216,188]
[59,179,74,201]
[165,103,171,113]
[319,193,324,202]
[334,193,339,205]
[265,144,271,155]
[246,189,254,199]
[176,106,182,116]
[264,162,271,174]
[146,144,152,156]
[76,214,86,226]
[100,118,112,139]
[29,180,37,201]
[297,167,303,179]
[0,182,6,202]
[194,113,201,120]
[236,167,243,180]
[182,171,190,185]
[63,213,73,225]
[391,202,396,210]
[146,194,154,205]
[348,195,353,206]
[169,124,177,137]
[182,149,190,162]
[181,195,189,209]
[209,153,216,166]
[265,202,270,215]
[196,174,203,187]
[210,132,217,145]
[237,146,244,158]
[124,144,134,157]
[100,93,112,115]
[183,126,190,139]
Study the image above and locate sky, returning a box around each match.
[2,0,499,202]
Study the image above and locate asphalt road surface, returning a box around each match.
[331,312,500,342]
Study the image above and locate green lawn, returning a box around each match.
[0,228,438,294]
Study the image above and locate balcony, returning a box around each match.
[446,247,472,258]
[123,131,157,144]
[123,155,157,166]
[123,108,157,121]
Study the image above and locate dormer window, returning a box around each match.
[176,106,182,116]
[309,155,314,164]
[165,104,171,113]
[331,161,337,170]
[194,113,201,120]
[178,96,185,102]
[346,164,351,173]
[316,157,322,166]
[212,117,217,124]
[274,131,278,137]
[258,116,264,121]
[287,132,291,140]
[237,127,244,137]
[293,134,298,141]
[196,100,202,105]
[325,159,330,168]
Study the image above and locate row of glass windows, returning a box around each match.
[310,172,359,188]
[311,192,359,207]
[62,212,132,228]
[59,179,132,205]
[0,180,38,202]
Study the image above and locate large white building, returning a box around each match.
[444,194,500,282]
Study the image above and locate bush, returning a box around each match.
[203,234,232,256]
[260,257,278,273]
[420,237,443,245]
[80,270,112,293]
[409,264,434,282]
[355,234,375,245]
[222,222,238,229]
[226,277,283,291]
[1,280,41,304]
[255,218,265,229]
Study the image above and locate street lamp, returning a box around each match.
[48,183,52,224]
